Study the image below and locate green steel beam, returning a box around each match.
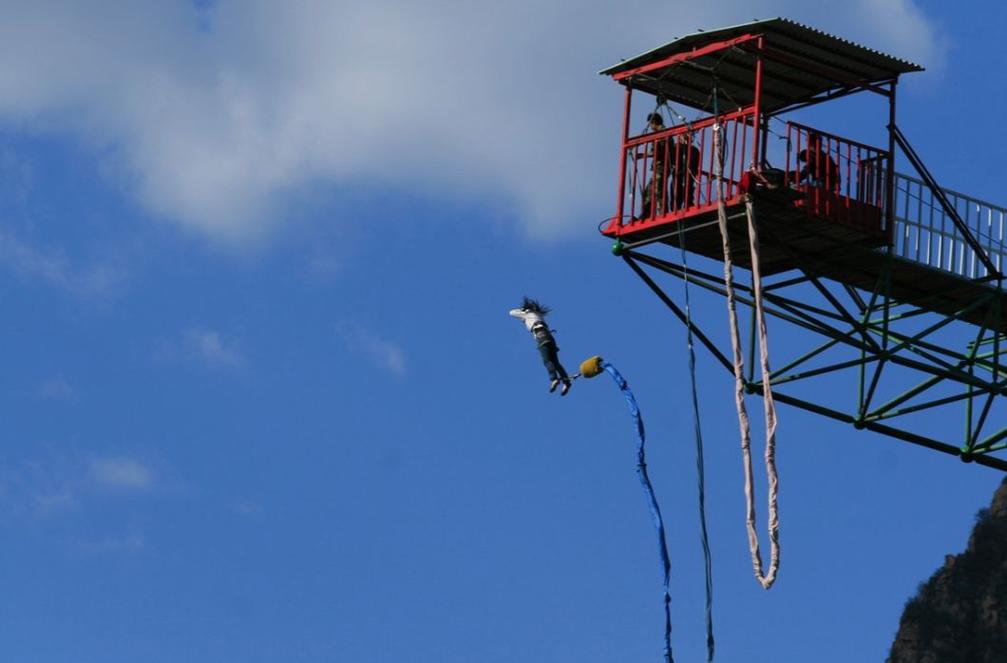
[625,246,1007,471]
[758,387,1007,472]
[768,337,844,381]
[768,355,878,387]
[633,250,1007,392]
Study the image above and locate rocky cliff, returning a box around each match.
[887,477,1007,662]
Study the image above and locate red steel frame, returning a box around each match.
[608,34,899,243]
[611,34,761,82]
[608,107,757,233]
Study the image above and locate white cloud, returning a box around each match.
[340,323,406,378]
[158,326,245,369]
[231,499,263,517]
[0,1,944,245]
[32,488,77,514]
[852,0,948,76]
[38,375,77,402]
[77,531,145,553]
[182,327,245,368]
[0,229,125,297]
[89,457,153,490]
[0,455,81,515]
[300,254,342,283]
[0,453,155,516]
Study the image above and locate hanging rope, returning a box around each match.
[580,356,673,663]
[744,194,780,583]
[712,106,781,589]
[675,223,716,661]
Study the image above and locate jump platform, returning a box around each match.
[604,190,1007,332]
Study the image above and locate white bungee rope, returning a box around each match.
[712,119,781,590]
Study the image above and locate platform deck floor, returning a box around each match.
[607,192,1007,331]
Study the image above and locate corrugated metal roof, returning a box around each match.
[600,18,924,114]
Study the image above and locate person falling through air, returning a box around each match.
[509,297,572,396]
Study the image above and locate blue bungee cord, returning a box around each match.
[581,357,673,663]
[677,221,716,662]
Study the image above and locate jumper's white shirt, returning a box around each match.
[509,308,546,332]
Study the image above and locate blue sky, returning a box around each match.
[0,1,1004,661]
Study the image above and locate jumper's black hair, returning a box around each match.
[521,296,551,315]
[647,112,665,126]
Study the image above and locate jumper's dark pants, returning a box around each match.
[533,325,569,383]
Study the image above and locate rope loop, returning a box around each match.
[712,122,781,590]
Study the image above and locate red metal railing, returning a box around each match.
[611,108,756,230]
[784,122,889,236]
[607,115,891,242]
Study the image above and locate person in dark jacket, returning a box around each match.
[670,130,701,210]
[640,113,668,219]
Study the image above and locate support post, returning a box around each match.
[751,37,764,172]
[886,80,897,245]
[614,84,634,228]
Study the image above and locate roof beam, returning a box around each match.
[746,43,894,95]
[770,80,896,116]
[613,33,761,81]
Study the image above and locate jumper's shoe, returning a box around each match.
[560,381,571,396]
[550,379,561,393]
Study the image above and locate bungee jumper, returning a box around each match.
[509,297,573,396]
